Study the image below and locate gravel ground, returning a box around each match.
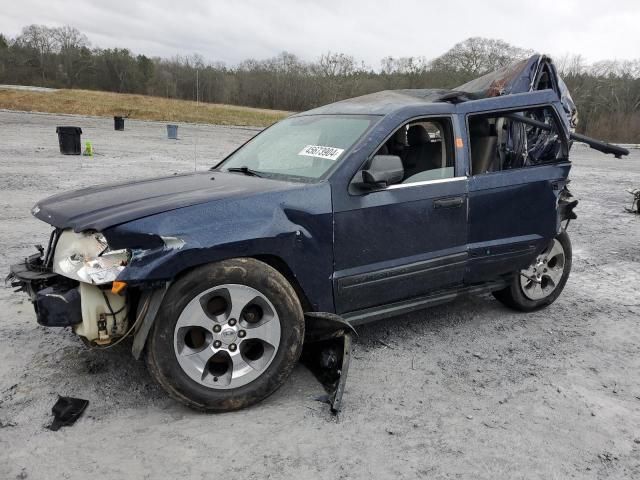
[0,110,639,480]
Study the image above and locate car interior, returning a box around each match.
[373,119,455,184]
[468,107,565,175]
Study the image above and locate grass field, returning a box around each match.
[0,87,289,126]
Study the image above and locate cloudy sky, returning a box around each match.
[2,0,639,67]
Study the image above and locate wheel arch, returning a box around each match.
[131,254,313,359]
[166,253,312,312]
[250,254,313,312]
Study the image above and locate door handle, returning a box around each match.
[433,196,464,209]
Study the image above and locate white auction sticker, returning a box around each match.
[298,145,344,161]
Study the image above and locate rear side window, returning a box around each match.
[468,106,567,175]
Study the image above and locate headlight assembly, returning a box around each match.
[52,230,130,285]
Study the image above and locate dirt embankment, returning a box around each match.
[0,86,289,127]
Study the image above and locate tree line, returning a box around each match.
[1,25,639,142]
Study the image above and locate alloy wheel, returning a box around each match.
[173,284,281,389]
[519,239,566,301]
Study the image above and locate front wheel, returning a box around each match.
[146,258,305,412]
[493,230,572,312]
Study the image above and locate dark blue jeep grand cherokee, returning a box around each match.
[9,56,627,412]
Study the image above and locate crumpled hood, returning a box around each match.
[33,171,305,232]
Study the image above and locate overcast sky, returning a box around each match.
[2,0,639,67]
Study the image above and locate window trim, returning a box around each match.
[386,176,465,190]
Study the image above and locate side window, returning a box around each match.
[373,117,455,185]
[468,106,567,175]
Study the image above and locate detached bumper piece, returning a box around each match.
[47,396,89,431]
[302,313,356,414]
[7,248,81,327]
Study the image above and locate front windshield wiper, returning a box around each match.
[226,166,264,177]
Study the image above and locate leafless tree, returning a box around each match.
[52,26,90,87]
[15,24,58,81]
[431,37,533,75]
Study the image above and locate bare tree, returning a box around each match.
[53,26,90,87]
[431,37,533,75]
[15,24,58,81]
[313,52,360,101]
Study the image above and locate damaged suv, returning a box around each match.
[8,55,628,412]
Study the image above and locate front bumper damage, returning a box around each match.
[8,248,82,328]
[8,237,128,345]
[8,245,357,414]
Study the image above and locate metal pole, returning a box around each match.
[194,68,199,171]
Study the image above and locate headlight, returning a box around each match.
[53,231,130,285]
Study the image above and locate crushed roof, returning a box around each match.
[300,89,462,116]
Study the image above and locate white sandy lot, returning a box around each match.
[0,110,639,479]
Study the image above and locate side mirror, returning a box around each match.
[354,155,404,190]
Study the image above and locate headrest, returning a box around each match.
[407,125,430,146]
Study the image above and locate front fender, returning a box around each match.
[103,182,335,312]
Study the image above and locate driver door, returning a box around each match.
[331,116,468,314]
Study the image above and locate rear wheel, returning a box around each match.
[146,258,304,412]
[493,231,572,312]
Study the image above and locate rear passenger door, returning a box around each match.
[459,94,572,284]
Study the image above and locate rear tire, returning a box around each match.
[493,230,572,312]
[146,258,304,412]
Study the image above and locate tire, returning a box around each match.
[493,230,572,312]
[146,258,305,412]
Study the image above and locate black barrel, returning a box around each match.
[56,127,82,155]
[114,116,124,131]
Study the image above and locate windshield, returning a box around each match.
[218,115,379,181]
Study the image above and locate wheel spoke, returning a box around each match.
[546,240,564,262]
[243,317,280,347]
[226,286,259,321]
[183,345,216,380]
[546,265,564,284]
[543,276,557,291]
[176,298,215,331]
[523,280,539,297]
[230,350,255,379]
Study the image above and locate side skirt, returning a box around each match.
[342,280,508,326]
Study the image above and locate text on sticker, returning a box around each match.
[298,145,344,161]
